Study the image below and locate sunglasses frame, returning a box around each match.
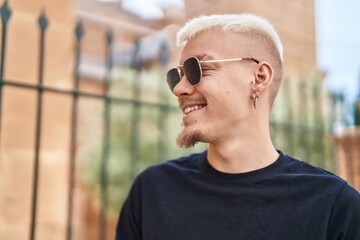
[167,56,260,91]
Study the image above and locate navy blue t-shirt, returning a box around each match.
[116,151,360,240]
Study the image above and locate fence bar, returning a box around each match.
[1,79,177,109]
[66,20,83,240]
[158,75,169,162]
[0,0,11,150]
[284,78,294,155]
[1,79,110,96]
[29,12,48,240]
[345,135,354,184]
[129,38,144,178]
[130,74,141,178]
[299,81,311,162]
[157,42,169,162]
[99,29,114,240]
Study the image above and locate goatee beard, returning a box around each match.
[176,130,203,148]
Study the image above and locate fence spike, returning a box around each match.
[0,0,11,23]
[75,20,84,41]
[106,30,113,44]
[38,11,48,31]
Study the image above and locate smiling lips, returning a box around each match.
[183,104,206,114]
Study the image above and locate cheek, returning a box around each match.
[219,87,252,113]
[221,87,249,102]
[211,91,237,113]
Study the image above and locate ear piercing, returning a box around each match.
[251,81,260,109]
[252,91,260,109]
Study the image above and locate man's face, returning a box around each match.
[172,29,258,148]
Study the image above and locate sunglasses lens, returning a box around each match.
[183,57,201,85]
[167,68,181,91]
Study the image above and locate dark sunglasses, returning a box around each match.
[167,56,259,91]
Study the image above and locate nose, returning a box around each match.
[172,75,196,96]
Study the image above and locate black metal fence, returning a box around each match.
[0,1,337,240]
[0,1,195,239]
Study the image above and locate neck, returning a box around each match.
[207,123,279,174]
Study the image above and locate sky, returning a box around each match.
[315,0,360,123]
[122,0,184,20]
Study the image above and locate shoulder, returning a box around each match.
[279,152,349,197]
[145,151,204,174]
[124,151,206,203]
[281,152,346,183]
[338,181,360,198]
[333,183,360,209]
[328,183,360,238]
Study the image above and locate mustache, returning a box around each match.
[178,96,207,109]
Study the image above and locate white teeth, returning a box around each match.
[183,105,204,114]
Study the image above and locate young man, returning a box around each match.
[116,14,360,239]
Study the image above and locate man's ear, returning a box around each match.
[253,62,274,92]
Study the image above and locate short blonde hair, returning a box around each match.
[177,13,283,63]
[177,14,284,106]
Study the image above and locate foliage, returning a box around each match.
[77,66,206,218]
[77,66,336,219]
[271,72,336,171]
[353,100,360,126]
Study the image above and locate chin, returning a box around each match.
[176,128,205,148]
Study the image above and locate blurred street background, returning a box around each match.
[0,0,359,239]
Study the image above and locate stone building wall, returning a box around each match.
[0,0,75,239]
[334,127,360,191]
